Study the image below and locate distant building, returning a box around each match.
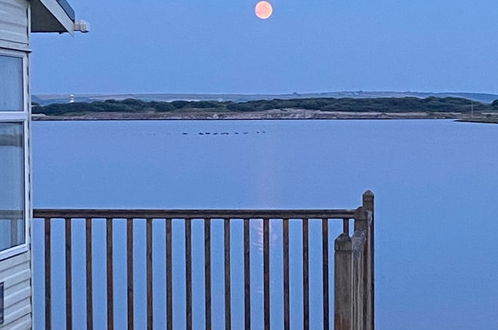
[0,0,84,327]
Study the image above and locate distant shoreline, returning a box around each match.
[32,109,467,121]
[32,96,498,123]
[456,118,498,124]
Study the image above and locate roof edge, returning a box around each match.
[31,0,75,34]
[55,0,75,21]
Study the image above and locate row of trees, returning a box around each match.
[32,97,498,116]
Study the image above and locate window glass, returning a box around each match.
[0,123,25,251]
[0,55,23,111]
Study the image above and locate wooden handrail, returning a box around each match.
[0,210,23,219]
[34,209,356,219]
[33,191,374,330]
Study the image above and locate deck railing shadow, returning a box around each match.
[33,191,374,330]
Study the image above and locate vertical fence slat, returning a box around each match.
[363,191,375,330]
[147,218,153,330]
[10,219,18,247]
[334,228,353,330]
[86,218,93,330]
[106,218,114,330]
[322,218,329,330]
[355,243,365,330]
[302,218,309,330]
[351,229,366,330]
[127,218,134,330]
[66,218,73,330]
[353,207,368,330]
[224,218,231,330]
[343,218,349,235]
[205,218,212,330]
[263,218,270,330]
[185,219,192,330]
[44,218,51,330]
[283,218,290,330]
[166,218,173,330]
[243,218,251,330]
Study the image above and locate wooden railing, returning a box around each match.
[334,193,374,330]
[33,191,374,330]
[0,210,24,247]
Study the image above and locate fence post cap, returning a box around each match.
[363,190,374,198]
[335,233,352,250]
[362,191,374,213]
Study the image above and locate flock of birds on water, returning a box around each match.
[181,130,267,136]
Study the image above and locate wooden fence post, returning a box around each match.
[351,231,366,330]
[334,229,353,330]
[353,207,367,330]
[362,191,374,330]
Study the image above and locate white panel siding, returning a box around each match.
[0,0,28,48]
[0,1,32,328]
[0,252,32,329]
[1,316,30,330]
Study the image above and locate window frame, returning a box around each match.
[0,48,31,260]
[0,50,26,113]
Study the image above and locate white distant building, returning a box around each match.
[0,0,84,328]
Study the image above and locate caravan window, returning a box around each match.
[0,55,23,111]
[0,52,27,256]
[0,124,25,252]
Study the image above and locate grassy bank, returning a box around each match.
[32,96,498,119]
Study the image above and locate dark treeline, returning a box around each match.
[32,97,498,116]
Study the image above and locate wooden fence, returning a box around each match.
[33,191,374,330]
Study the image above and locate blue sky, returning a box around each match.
[31,0,498,95]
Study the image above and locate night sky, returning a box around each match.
[31,0,498,95]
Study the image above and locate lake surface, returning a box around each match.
[32,120,498,329]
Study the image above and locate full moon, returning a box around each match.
[255,1,273,19]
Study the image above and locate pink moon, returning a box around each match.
[255,1,273,19]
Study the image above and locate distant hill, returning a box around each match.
[32,91,498,106]
[32,95,498,116]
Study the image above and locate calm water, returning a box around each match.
[32,120,498,329]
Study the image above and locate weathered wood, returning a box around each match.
[354,207,367,232]
[185,219,192,330]
[224,219,231,330]
[44,218,51,330]
[302,219,309,330]
[334,233,353,330]
[362,191,375,330]
[33,193,374,330]
[243,218,251,330]
[34,209,355,220]
[65,218,73,330]
[322,218,329,330]
[353,248,364,330]
[354,206,370,330]
[166,219,172,330]
[282,218,290,330]
[263,219,270,330]
[352,230,367,330]
[126,218,135,330]
[127,218,134,330]
[106,218,114,330]
[205,218,212,330]
[146,218,153,330]
[85,218,93,330]
[343,218,349,235]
